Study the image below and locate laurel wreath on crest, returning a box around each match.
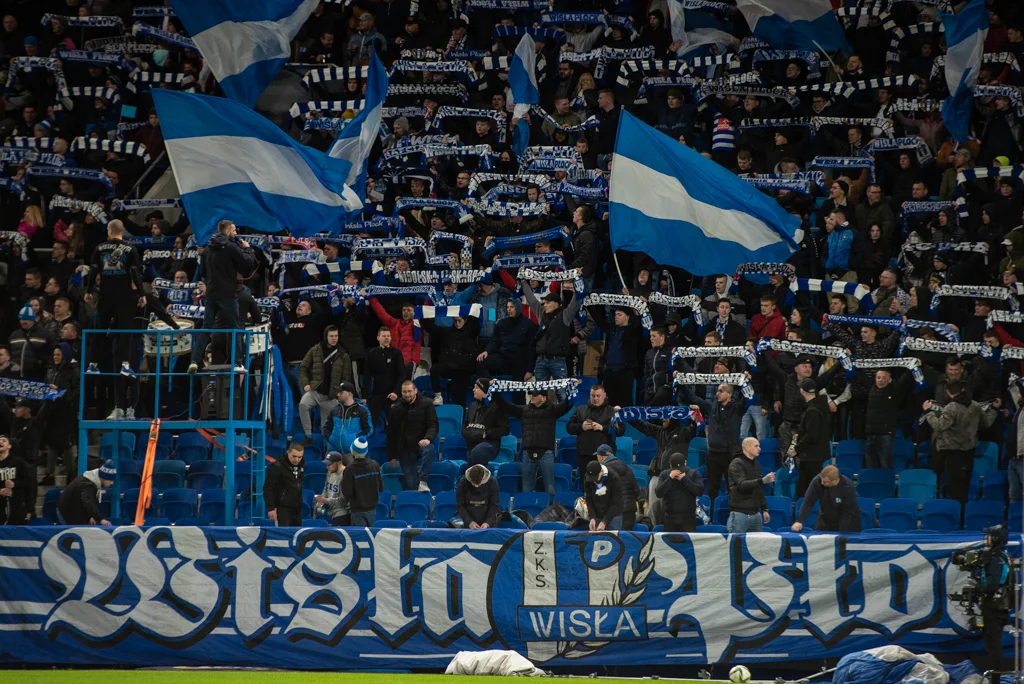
[555,534,655,659]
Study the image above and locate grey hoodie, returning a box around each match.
[321,468,349,519]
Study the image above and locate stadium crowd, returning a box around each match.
[1,0,1024,538]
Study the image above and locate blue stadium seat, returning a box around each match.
[635,437,657,466]
[441,434,467,461]
[433,491,457,521]
[435,405,464,440]
[233,460,253,497]
[118,458,142,491]
[375,497,392,521]
[794,498,818,528]
[615,436,634,460]
[199,489,227,525]
[878,498,918,533]
[921,499,961,533]
[100,431,135,463]
[897,469,936,505]
[555,413,571,440]
[236,498,253,525]
[857,497,876,530]
[757,451,779,473]
[498,435,518,462]
[964,501,1004,532]
[499,518,528,529]
[122,488,154,519]
[759,438,780,456]
[136,431,174,460]
[152,460,185,492]
[974,442,999,476]
[301,489,316,519]
[862,528,898,534]
[834,440,864,458]
[301,519,329,527]
[835,452,863,475]
[512,492,549,518]
[764,496,793,528]
[27,517,53,525]
[42,488,62,522]
[394,491,431,522]
[633,523,649,532]
[499,491,511,511]
[981,471,1008,502]
[303,471,326,494]
[305,460,327,475]
[774,466,797,500]
[1010,505,1023,533]
[554,491,580,510]
[533,521,568,530]
[174,432,211,464]
[553,463,575,492]
[381,461,404,496]
[893,440,914,471]
[857,468,896,504]
[713,495,730,526]
[160,488,198,523]
[496,462,521,495]
[556,437,577,465]
[429,461,459,493]
[187,471,223,494]
[507,417,522,440]
[375,519,409,528]
[688,438,707,469]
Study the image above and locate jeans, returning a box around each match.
[522,450,556,497]
[594,515,622,531]
[740,404,768,440]
[350,510,376,527]
[191,297,244,366]
[299,391,337,437]
[1009,459,1023,503]
[727,511,764,533]
[865,434,894,470]
[468,441,499,468]
[533,356,568,401]
[285,364,302,403]
[400,444,435,490]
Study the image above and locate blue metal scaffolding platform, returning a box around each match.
[77,326,272,524]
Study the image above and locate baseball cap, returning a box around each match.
[585,460,603,483]
[594,444,614,458]
[338,381,357,395]
[325,451,344,464]
[542,291,561,303]
[795,355,815,367]
[798,378,816,393]
[669,453,686,469]
[1003,238,1014,246]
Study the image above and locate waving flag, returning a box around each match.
[736,0,851,54]
[171,0,318,107]
[328,50,389,201]
[153,89,362,244]
[608,110,800,275]
[508,34,539,158]
[668,0,740,56]
[940,0,989,144]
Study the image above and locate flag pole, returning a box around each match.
[613,251,628,290]
[813,40,841,74]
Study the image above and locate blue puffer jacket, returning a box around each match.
[824,223,856,272]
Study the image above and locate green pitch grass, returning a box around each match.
[0,672,724,684]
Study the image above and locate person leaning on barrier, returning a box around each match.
[791,465,861,533]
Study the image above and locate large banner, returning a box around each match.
[0,527,1007,667]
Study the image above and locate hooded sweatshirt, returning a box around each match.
[200,232,257,300]
[321,459,351,520]
[999,231,1024,275]
[0,451,33,524]
[456,466,500,527]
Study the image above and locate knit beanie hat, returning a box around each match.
[98,460,117,480]
[17,303,35,322]
[351,436,369,458]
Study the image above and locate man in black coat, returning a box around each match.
[462,378,510,466]
[681,380,746,500]
[584,459,624,531]
[655,452,705,532]
[864,368,915,469]
[366,327,406,426]
[594,444,640,530]
[264,442,306,526]
[567,384,625,473]
[0,435,34,524]
[699,299,746,347]
[387,381,438,492]
[58,460,115,525]
[790,379,832,493]
[188,219,257,374]
[791,465,861,533]
[456,464,500,529]
[727,438,774,533]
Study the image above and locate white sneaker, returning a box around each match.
[187,362,198,374]
[125,407,136,420]
[233,365,248,374]
[417,482,431,493]
[432,394,443,406]
[106,408,125,420]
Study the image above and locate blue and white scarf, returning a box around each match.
[483,227,571,257]
[352,237,427,259]
[54,50,131,70]
[142,248,197,264]
[394,269,491,285]
[70,137,152,165]
[393,197,469,221]
[1,147,65,166]
[133,6,176,18]
[674,372,755,400]
[633,76,699,104]
[540,11,607,26]
[824,314,904,331]
[49,195,109,223]
[810,116,895,138]
[551,182,608,201]
[6,137,52,150]
[300,65,369,90]
[492,253,567,271]
[276,285,355,313]
[421,144,497,169]
[744,177,811,194]
[466,0,548,10]
[752,49,821,80]
[789,278,875,314]
[414,304,483,319]
[521,145,583,166]
[734,262,795,281]
[428,230,474,268]
[0,232,29,260]
[488,378,579,399]
[132,22,197,50]
[697,84,800,109]
[58,87,121,110]
[583,293,653,330]
[987,310,1024,329]
[151,278,200,304]
[363,284,439,305]
[389,83,469,103]
[26,166,115,193]
[290,100,363,119]
[612,406,701,425]
[672,345,758,370]
[902,241,987,254]
[0,378,64,401]
[756,338,855,376]
[274,250,326,267]
[931,285,1018,314]
[855,358,927,390]
[862,137,934,166]
[483,183,529,200]
[899,336,993,360]
[465,198,548,217]
[615,59,689,87]
[811,156,876,182]
[647,292,703,325]
[519,267,586,295]
[491,26,567,48]
[5,57,67,93]
[529,106,600,133]
[42,14,124,29]
[468,173,553,194]
[429,107,507,143]
[85,36,159,54]
[900,200,954,232]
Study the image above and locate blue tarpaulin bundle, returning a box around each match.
[833,646,983,684]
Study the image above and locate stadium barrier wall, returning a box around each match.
[0,527,1007,667]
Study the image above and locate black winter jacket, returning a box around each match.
[584,467,624,524]
[341,458,383,512]
[0,453,34,524]
[643,345,673,400]
[795,396,832,463]
[366,345,406,396]
[456,475,500,527]
[865,372,915,435]
[337,305,367,360]
[655,467,704,518]
[58,471,105,524]
[683,385,745,455]
[567,402,625,457]
[201,233,257,300]
[264,456,305,513]
[485,310,537,364]
[425,318,478,372]
[493,393,573,455]
[761,352,843,423]
[797,474,861,532]
[568,223,598,278]
[387,395,438,457]
[602,455,639,516]
[629,420,697,476]
[820,324,901,398]
[728,455,767,514]
[462,399,509,450]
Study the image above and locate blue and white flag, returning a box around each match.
[668,0,740,56]
[153,89,362,245]
[509,34,539,159]
[328,50,389,201]
[170,0,318,107]
[736,0,852,54]
[608,110,800,276]
[939,0,989,144]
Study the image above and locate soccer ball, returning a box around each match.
[729,665,752,683]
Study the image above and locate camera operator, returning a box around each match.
[977,525,1012,684]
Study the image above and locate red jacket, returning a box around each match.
[370,298,421,365]
[749,310,786,340]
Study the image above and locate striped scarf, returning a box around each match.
[70,137,152,165]
[810,116,895,138]
[647,292,703,325]
[698,85,800,109]
[25,166,114,195]
[931,285,1018,314]
[899,336,993,360]
[492,254,567,271]
[49,195,109,223]
[861,136,934,166]
[529,106,600,133]
[671,345,758,370]
[744,177,811,194]
[734,262,795,281]
[487,378,579,399]
[0,232,29,261]
[0,378,64,401]
[142,249,198,264]
[483,228,571,257]
[43,14,124,28]
[811,156,876,182]
[429,107,507,143]
[152,278,200,304]
[674,372,755,400]
[615,59,689,87]
[612,405,702,426]
[353,237,427,259]
[633,76,698,104]
[132,21,196,50]
[465,198,548,217]
[551,182,608,201]
[789,278,875,313]
[902,241,987,254]
[584,293,653,330]
[824,314,904,331]
[363,284,438,305]
[7,56,67,92]
[428,231,473,268]
[988,310,1024,329]
[414,304,483,319]
[393,270,491,285]
[300,66,370,90]
[54,50,130,69]
[854,358,927,389]
[756,338,855,375]
[112,198,182,212]
[751,50,821,80]
[468,173,552,194]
